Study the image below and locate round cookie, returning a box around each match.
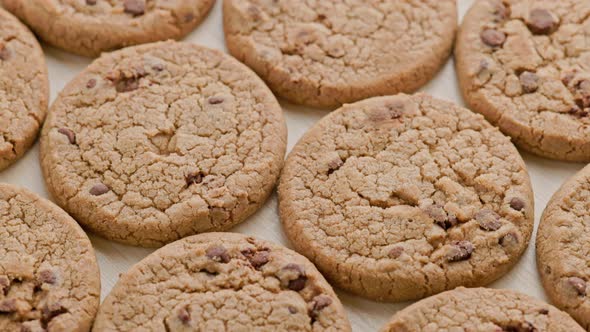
[223,0,457,108]
[93,232,351,331]
[0,8,49,171]
[278,93,534,302]
[0,183,100,332]
[537,164,590,330]
[456,0,590,162]
[40,41,287,247]
[381,287,585,331]
[1,0,215,57]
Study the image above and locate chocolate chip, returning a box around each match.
[476,209,502,231]
[0,44,11,61]
[567,277,587,296]
[248,251,270,269]
[58,128,76,145]
[388,246,404,259]
[279,264,307,291]
[481,29,506,47]
[177,307,190,324]
[86,79,97,89]
[519,71,539,93]
[309,295,332,318]
[89,183,109,196]
[208,96,224,105]
[185,171,204,188]
[288,276,307,291]
[0,299,17,313]
[569,106,589,118]
[86,0,97,5]
[288,306,298,314]
[446,241,474,262]
[0,275,10,294]
[576,80,590,108]
[184,13,195,23]
[527,8,558,35]
[38,269,57,285]
[509,197,525,211]
[327,158,343,175]
[205,246,230,263]
[41,303,67,324]
[539,308,549,315]
[503,322,537,332]
[115,78,140,93]
[123,0,145,16]
[499,232,519,247]
[426,204,457,230]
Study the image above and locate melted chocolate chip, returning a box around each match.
[0,299,16,313]
[309,295,332,318]
[205,246,230,263]
[208,96,224,105]
[123,0,145,16]
[567,277,587,296]
[538,308,549,315]
[388,246,404,259]
[288,306,298,314]
[248,251,270,269]
[502,321,537,332]
[288,276,308,291]
[446,241,474,262]
[86,79,97,89]
[509,197,525,211]
[177,307,190,324]
[115,78,140,93]
[476,209,502,231]
[280,264,307,291]
[38,269,57,285]
[86,0,97,5]
[185,171,204,188]
[481,29,506,47]
[89,183,109,196]
[519,71,539,93]
[58,128,76,145]
[527,8,558,35]
[426,204,457,230]
[41,303,68,324]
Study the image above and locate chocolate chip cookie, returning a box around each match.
[1,0,215,57]
[0,183,100,332]
[381,287,584,331]
[0,8,48,171]
[537,164,590,330]
[278,93,534,301]
[40,41,287,247]
[223,0,457,108]
[92,232,351,331]
[456,0,590,161]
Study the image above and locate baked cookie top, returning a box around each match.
[1,0,215,56]
[381,287,584,332]
[279,93,534,301]
[537,164,590,330]
[223,0,457,108]
[456,0,590,161]
[0,183,100,332]
[93,232,351,331]
[40,41,287,247]
[0,8,48,171]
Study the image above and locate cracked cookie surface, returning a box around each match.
[40,41,287,247]
[0,0,215,57]
[0,183,100,332]
[381,287,584,332]
[456,0,590,161]
[223,0,457,108]
[278,93,534,301]
[0,8,48,171]
[92,232,351,332]
[537,164,590,330]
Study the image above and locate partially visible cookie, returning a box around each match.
[0,183,101,332]
[93,232,351,331]
[381,287,584,332]
[456,0,590,161]
[40,41,287,247]
[279,93,534,301]
[0,8,48,171]
[537,164,590,330]
[223,0,457,108]
[1,0,215,57]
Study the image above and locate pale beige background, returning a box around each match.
[0,1,585,331]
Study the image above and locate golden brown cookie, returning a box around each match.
[0,8,48,171]
[456,0,590,161]
[93,232,351,331]
[223,0,457,108]
[0,183,101,332]
[279,93,534,301]
[40,41,287,247]
[1,0,215,57]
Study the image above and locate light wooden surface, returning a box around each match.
[1,1,586,330]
